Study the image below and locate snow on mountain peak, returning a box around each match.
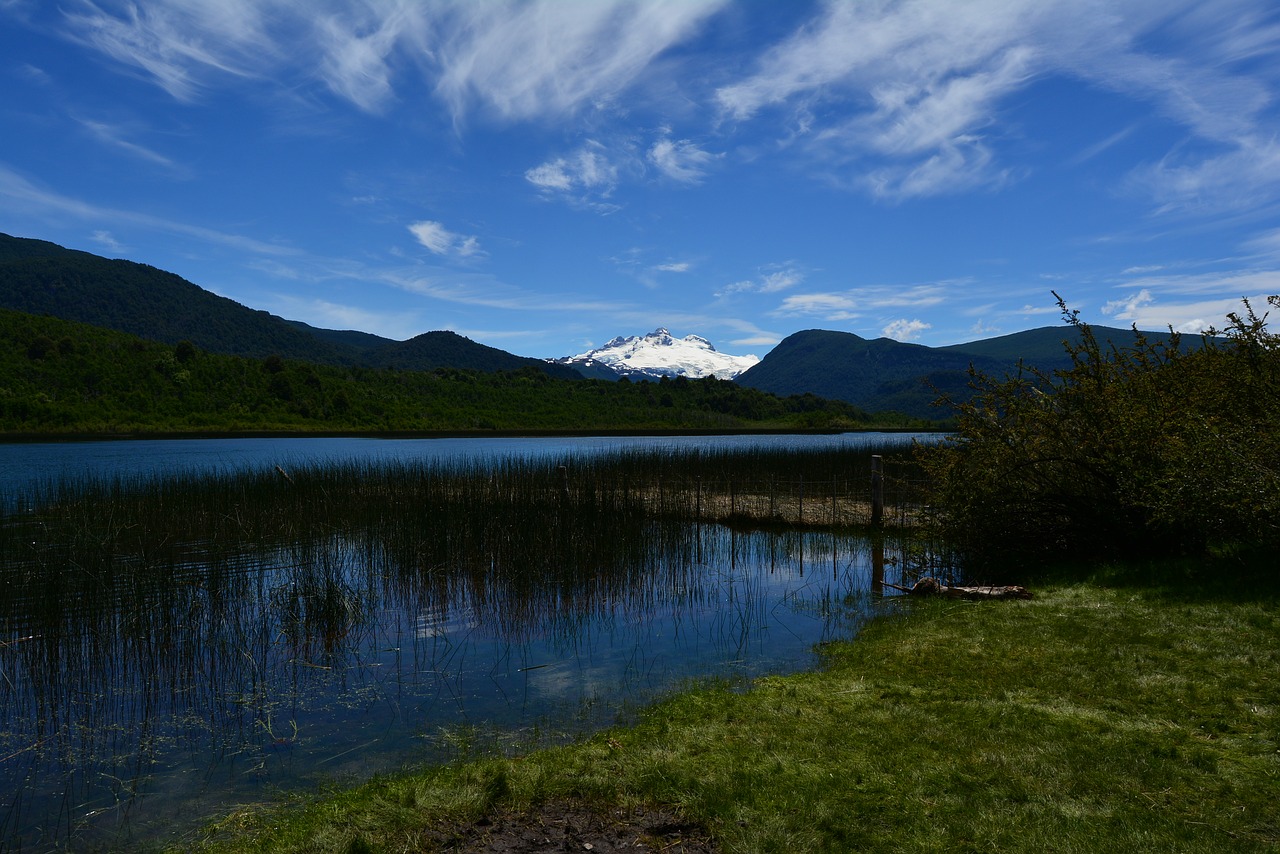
[560,329,759,380]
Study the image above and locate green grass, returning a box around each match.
[181,565,1280,853]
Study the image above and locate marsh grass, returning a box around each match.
[187,567,1280,853]
[1,442,926,849]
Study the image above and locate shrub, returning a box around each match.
[921,294,1280,571]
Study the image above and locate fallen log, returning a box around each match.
[884,577,1033,600]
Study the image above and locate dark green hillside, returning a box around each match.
[0,233,576,378]
[0,232,349,363]
[938,323,1195,368]
[735,329,1008,419]
[368,330,583,379]
[737,324,1204,419]
[0,308,904,435]
[286,319,393,355]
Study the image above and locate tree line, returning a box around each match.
[0,309,920,435]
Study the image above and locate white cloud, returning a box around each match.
[408,220,482,258]
[313,8,415,113]
[0,162,300,256]
[1127,137,1280,215]
[863,137,1007,199]
[52,0,728,119]
[969,318,1001,337]
[526,144,618,193]
[715,0,1047,197]
[1107,296,1262,335]
[525,142,624,212]
[432,1,730,122]
[648,136,719,184]
[259,293,421,340]
[883,319,932,341]
[89,229,124,253]
[774,293,858,318]
[61,0,276,102]
[655,261,691,273]
[715,0,1280,206]
[1102,289,1155,318]
[717,266,804,297]
[74,115,177,168]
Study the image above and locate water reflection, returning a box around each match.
[0,462,918,850]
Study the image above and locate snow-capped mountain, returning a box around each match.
[554,328,760,380]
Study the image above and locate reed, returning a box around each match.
[0,443,934,849]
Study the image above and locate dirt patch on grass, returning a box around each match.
[432,802,718,852]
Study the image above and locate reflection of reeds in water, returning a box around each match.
[0,444,934,848]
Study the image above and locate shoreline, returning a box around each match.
[0,425,943,444]
[181,566,1279,853]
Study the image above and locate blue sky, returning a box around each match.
[2,1,1279,360]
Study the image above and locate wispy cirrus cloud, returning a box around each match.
[771,282,951,323]
[716,0,1280,206]
[74,115,178,169]
[50,0,728,119]
[89,229,125,253]
[408,220,482,258]
[1126,137,1280,215]
[61,0,277,102]
[525,141,625,212]
[526,142,619,193]
[774,292,859,321]
[1099,264,1280,331]
[717,266,804,297]
[647,133,719,184]
[0,161,299,256]
[257,292,423,340]
[432,0,730,123]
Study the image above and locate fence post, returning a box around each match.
[870,455,884,527]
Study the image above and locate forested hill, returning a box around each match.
[0,233,578,378]
[0,308,915,435]
[737,323,1202,419]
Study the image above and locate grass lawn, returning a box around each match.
[186,564,1280,853]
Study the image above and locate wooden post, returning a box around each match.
[870,455,884,527]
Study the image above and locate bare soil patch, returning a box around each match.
[431,802,718,853]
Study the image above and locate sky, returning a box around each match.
[2,1,1280,361]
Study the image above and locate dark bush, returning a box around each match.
[921,294,1280,569]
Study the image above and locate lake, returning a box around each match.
[0,433,936,850]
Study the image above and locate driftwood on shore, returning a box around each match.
[884,577,1033,600]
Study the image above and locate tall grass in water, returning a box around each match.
[0,443,928,848]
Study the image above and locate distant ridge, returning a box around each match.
[0,232,579,378]
[736,324,1200,420]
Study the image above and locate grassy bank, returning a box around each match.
[183,564,1279,853]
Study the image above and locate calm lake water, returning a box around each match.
[0,433,933,851]
[0,432,932,496]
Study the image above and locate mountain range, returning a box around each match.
[0,233,582,380]
[0,232,1198,420]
